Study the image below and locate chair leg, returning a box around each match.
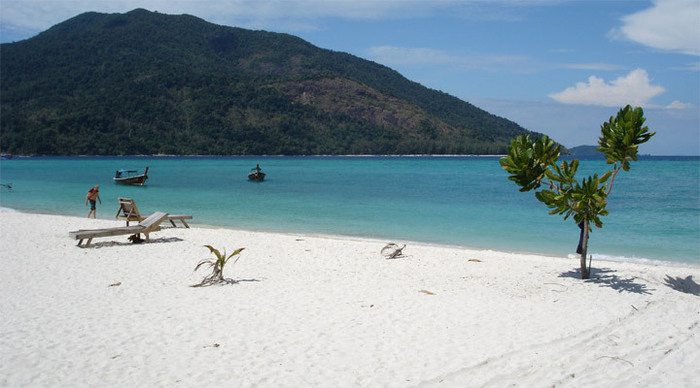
[181,220,190,228]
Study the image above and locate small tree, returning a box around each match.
[499,105,654,279]
[192,245,245,287]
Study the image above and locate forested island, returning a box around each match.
[565,145,605,158]
[1,9,542,155]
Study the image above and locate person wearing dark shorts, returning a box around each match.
[85,185,102,218]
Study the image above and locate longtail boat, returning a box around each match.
[248,164,265,181]
[114,167,149,186]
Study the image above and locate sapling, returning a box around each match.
[500,105,654,279]
[192,245,245,287]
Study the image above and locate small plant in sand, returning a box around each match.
[192,245,245,287]
[500,105,654,279]
[381,243,406,259]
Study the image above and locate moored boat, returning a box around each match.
[248,164,265,181]
[248,171,266,181]
[114,167,149,186]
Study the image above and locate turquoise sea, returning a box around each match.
[1,156,698,265]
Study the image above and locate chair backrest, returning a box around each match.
[139,212,169,230]
[117,197,142,220]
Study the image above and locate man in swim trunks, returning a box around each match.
[85,185,102,218]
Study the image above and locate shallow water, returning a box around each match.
[1,156,698,264]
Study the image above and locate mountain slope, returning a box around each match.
[566,145,604,158]
[1,9,539,155]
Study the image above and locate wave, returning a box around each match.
[569,253,700,268]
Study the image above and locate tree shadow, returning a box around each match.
[663,275,700,296]
[90,237,184,249]
[559,267,653,295]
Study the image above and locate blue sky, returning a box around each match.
[1,0,699,155]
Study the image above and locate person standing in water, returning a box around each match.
[85,185,102,218]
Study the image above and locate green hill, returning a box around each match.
[566,145,604,158]
[1,9,540,155]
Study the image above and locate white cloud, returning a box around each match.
[367,45,531,71]
[367,47,625,74]
[368,46,461,66]
[558,63,624,71]
[549,68,666,107]
[472,97,700,155]
[0,0,565,40]
[665,100,693,110]
[0,1,453,35]
[616,0,700,56]
[671,61,700,71]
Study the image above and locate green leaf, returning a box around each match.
[598,105,655,171]
[226,247,245,260]
[500,134,561,192]
[203,245,223,260]
[223,247,246,265]
[194,259,214,272]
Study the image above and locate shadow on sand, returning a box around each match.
[663,275,700,296]
[90,237,184,249]
[560,267,653,295]
[191,278,262,288]
[225,278,261,285]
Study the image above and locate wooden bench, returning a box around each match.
[116,197,192,228]
[69,212,168,247]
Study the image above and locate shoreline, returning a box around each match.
[2,206,697,269]
[1,210,699,386]
[3,154,699,158]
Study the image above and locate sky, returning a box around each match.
[1,0,699,155]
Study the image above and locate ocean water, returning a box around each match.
[1,156,698,265]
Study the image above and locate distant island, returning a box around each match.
[0,9,543,156]
[565,145,604,158]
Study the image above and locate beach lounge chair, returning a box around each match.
[69,211,169,247]
[115,197,192,228]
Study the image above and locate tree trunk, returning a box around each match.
[579,219,590,279]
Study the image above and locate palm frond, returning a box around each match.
[194,259,215,272]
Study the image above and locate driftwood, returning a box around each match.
[381,243,406,259]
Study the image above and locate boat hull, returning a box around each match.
[113,175,148,185]
[248,172,266,181]
[114,167,149,186]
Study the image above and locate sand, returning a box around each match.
[0,210,698,387]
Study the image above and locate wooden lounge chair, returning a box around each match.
[70,212,169,247]
[116,197,192,228]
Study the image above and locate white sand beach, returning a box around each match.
[1,210,698,387]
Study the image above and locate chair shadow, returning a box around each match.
[91,237,184,249]
[663,275,700,296]
[559,267,653,295]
